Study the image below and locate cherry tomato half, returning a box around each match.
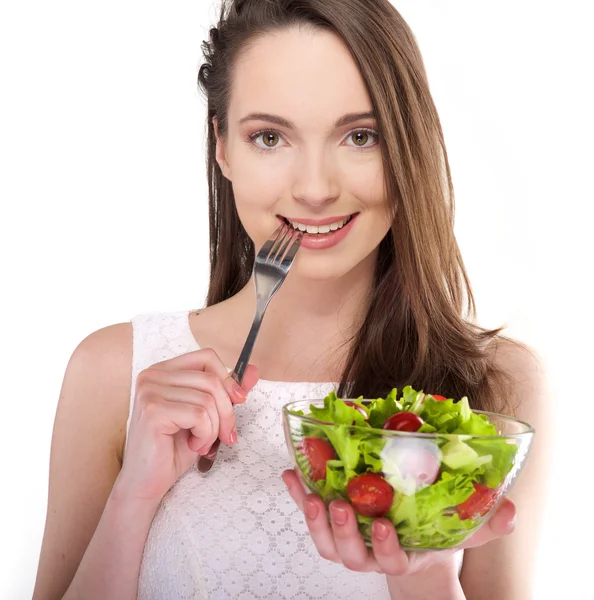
[383,411,424,432]
[431,394,447,402]
[456,483,499,520]
[297,437,336,482]
[347,473,394,518]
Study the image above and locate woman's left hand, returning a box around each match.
[282,469,517,576]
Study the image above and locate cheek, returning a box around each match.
[342,159,386,211]
[230,153,288,212]
[228,156,289,245]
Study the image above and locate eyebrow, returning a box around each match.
[237,111,376,129]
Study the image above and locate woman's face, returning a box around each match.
[216,26,390,282]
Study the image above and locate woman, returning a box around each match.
[33,0,550,598]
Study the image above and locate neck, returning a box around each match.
[231,251,377,381]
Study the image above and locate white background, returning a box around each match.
[1,1,592,598]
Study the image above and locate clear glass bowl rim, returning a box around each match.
[282,398,535,440]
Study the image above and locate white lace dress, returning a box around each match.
[125,311,463,599]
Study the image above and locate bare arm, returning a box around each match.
[460,340,553,599]
[61,489,160,600]
[32,323,152,600]
[33,324,253,600]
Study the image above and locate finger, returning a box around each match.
[460,498,517,549]
[301,494,341,563]
[282,469,307,512]
[370,518,410,576]
[138,384,220,450]
[193,364,261,459]
[282,471,341,562]
[150,348,230,381]
[240,364,259,393]
[198,437,222,463]
[221,375,249,406]
[151,351,259,406]
[149,349,234,437]
[328,500,378,573]
[221,363,260,405]
[138,393,215,453]
[137,369,236,445]
[489,497,517,535]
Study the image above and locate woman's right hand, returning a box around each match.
[114,348,259,504]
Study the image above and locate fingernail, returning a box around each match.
[198,444,211,455]
[373,521,389,541]
[330,506,347,525]
[229,428,238,445]
[303,498,318,520]
[507,513,517,532]
[232,383,247,401]
[205,447,218,460]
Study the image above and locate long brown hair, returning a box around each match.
[197,0,515,414]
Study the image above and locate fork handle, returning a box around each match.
[232,304,265,384]
[197,304,266,474]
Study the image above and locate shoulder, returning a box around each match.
[488,336,551,426]
[60,322,133,460]
[71,322,132,367]
[68,322,133,400]
[490,336,545,387]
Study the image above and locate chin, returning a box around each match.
[289,251,370,283]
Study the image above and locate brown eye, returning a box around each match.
[352,131,369,146]
[263,133,279,147]
[250,131,285,151]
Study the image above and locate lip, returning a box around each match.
[275,213,359,250]
[280,214,353,226]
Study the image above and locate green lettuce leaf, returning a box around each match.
[466,438,518,488]
[367,388,400,429]
[401,386,425,414]
[397,510,478,549]
[305,395,371,478]
[389,471,475,527]
[308,393,369,426]
[420,396,464,431]
[319,459,348,500]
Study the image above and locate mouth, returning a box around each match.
[275,213,359,251]
[278,213,357,235]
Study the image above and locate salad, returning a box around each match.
[293,387,519,549]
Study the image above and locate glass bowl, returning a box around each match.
[282,398,534,551]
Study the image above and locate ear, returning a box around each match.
[213,117,232,180]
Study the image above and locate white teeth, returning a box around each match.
[287,217,351,234]
[290,221,308,232]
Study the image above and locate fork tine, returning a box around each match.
[280,231,303,267]
[270,227,295,263]
[257,224,287,261]
[267,225,292,262]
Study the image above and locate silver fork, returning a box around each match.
[197,223,303,473]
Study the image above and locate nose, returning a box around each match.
[291,149,339,208]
